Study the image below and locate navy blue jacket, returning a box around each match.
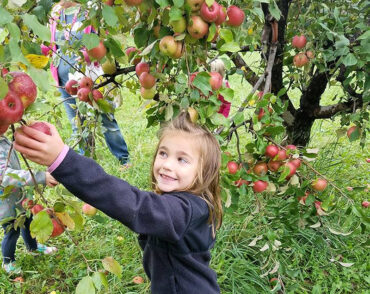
[52,149,220,294]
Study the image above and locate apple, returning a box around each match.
[0,91,24,125]
[311,178,327,191]
[252,180,268,193]
[284,161,297,179]
[253,162,268,176]
[362,201,369,208]
[293,53,309,67]
[235,179,250,187]
[257,108,265,121]
[22,198,34,210]
[140,86,156,100]
[133,276,144,284]
[124,0,142,6]
[290,158,301,168]
[139,72,156,89]
[65,79,78,95]
[265,145,279,158]
[190,72,198,85]
[306,50,314,59]
[285,144,297,150]
[186,0,204,12]
[215,5,226,25]
[77,87,91,103]
[92,89,103,103]
[29,122,52,136]
[227,161,239,174]
[1,68,9,77]
[135,62,150,77]
[209,72,223,91]
[187,16,209,40]
[78,76,93,89]
[226,6,245,27]
[101,59,117,75]
[314,201,322,211]
[277,149,287,161]
[31,204,44,215]
[82,203,97,216]
[50,218,65,238]
[0,124,9,135]
[347,126,359,139]
[366,158,370,163]
[188,107,198,123]
[257,91,264,100]
[200,2,220,23]
[159,36,178,56]
[103,0,114,5]
[87,41,107,61]
[7,72,37,109]
[267,160,281,172]
[126,47,141,65]
[170,16,187,34]
[171,42,183,59]
[292,35,307,49]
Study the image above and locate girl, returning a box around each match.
[13,112,223,293]
[0,126,58,274]
[210,59,232,118]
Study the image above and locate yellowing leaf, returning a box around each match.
[102,257,122,278]
[25,54,49,69]
[55,212,75,230]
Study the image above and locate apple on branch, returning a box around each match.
[124,0,142,6]
[139,72,156,89]
[215,4,227,25]
[78,76,93,90]
[0,90,24,125]
[209,72,223,91]
[200,2,220,23]
[135,62,150,77]
[186,0,204,12]
[226,6,245,27]
[227,161,239,174]
[50,218,65,238]
[159,36,178,57]
[187,16,209,40]
[65,79,78,95]
[77,88,92,103]
[6,72,37,109]
[292,35,307,49]
[87,40,107,61]
[141,86,156,100]
[170,16,187,34]
[126,47,141,65]
[293,53,309,67]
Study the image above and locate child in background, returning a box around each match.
[0,126,58,275]
[210,59,232,118]
[14,112,223,293]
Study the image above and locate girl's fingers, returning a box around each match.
[13,141,42,159]
[14,131,46,151]
[21,125,50,142]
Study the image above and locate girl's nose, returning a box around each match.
[162,157,174,170]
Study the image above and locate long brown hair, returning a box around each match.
[151,111,223,234]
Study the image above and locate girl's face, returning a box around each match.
[153,132,200,193]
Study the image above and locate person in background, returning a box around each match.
[210,59,232,118]
[0,126,58,275]
[14,112,223,293]
[47,0,130,166]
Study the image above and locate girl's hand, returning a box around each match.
[45,172,59,187]
[13,122,65,166]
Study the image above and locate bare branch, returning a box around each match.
[313,99,363,119]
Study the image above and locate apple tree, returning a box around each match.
[0,0,368,291]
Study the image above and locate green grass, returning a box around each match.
[0,70,369,293]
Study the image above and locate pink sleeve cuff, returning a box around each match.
[48,145,69,173]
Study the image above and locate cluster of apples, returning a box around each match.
[65,76,103,105]
[291,35,314,67]
[21,198,65,238]
[0,71,37,132]
[135,62,157,99]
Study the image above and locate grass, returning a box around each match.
[0,69,369,293]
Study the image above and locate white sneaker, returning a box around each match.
[36,244,58,255]
[2,261,22,275]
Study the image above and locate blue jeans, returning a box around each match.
[57,58,129,164]
[2,217,37,264]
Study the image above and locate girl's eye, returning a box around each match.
[158,151,167,158]
[179,157,188,164]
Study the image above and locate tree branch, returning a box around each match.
[313,99,363,119]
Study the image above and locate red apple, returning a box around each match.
[0,124,9,135]
[284,161,297,179]
[227,161,239,174]
[159,36,178,56]
[285,145,297,150]
[124,0,142,6]
[347,126,359,139]
[290,158,301,168]
[126,47,141,65]
[77,87,91,103]
[253,162,268,176]
[252,180,268,193]
[257,108,265,121]
[292,35,307,49]
[200,2,220,23]
[140,86,156,100]
[226,5,245,27]
[311,178,327,191]
[104,0,114,5]
[87,41,107,61]
[0,90,24,125]
[267,159,281,172]
[366,158,370,163]
[50,218,65,238]
[209,72,223,91]
[1,68,9,77]
[190,72,198,85]
[92,90,103,103]
[78,76,93,90]
[187,16,209,40]
[65,79,78,95]
[139,72,156,89]
[29,122,52,136]
[82,203,97,216]
[186,0,204,12]
[276,149,287,161]
[265,145,279,158]
[31,204,44,215]
[293,53,309,67]
[362,201,369,208]
[135,62,150,77]
[22,198,34,210]
[7,72,37,109]
[306,50,314,59]
[215,5,226,25]
[235,179,250,187]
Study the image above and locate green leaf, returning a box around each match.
[165,104,174,121]
[0,77,8,100]
[25,102,53,114]
[173,0,184,8]
[335,36,350,49]
[342,53,357,66]
[155,0,170,9]
[205,0,215,6]
[105,37,125,58]
[269,0,281,20]
[9,38,30,66]
[6,23,21,42]
[0,7,14,27]
[219,29,233,43]
[28,67,51,92]
[102,257,122,278]
[207,23,217,42]
[169,7,183,22]
[348,127,360,141]
[219,42,241,53]
[219,87,234,100]
[92,272,108,291]
[76,276,96,294]
[193,72,212,96]
[278,165,290,182]
[30,211,53,243]
[102,5,118,27]
[96,99,115,114]
[22,14,50,42]
[82,34,100,50]
[133,27,150,48]
[233,111,244,125]
[211,113,228,126]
